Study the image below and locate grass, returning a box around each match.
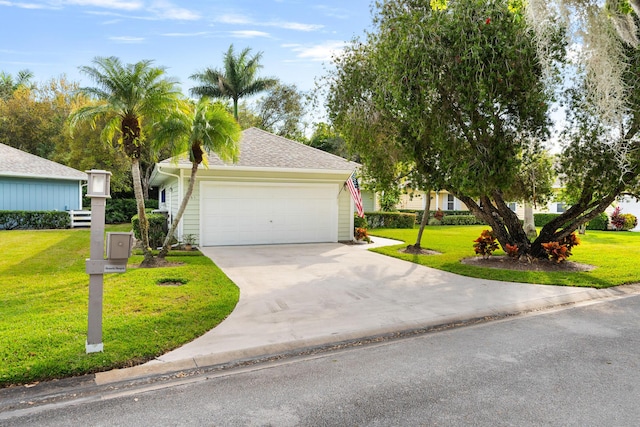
[0,225,239,388]
[370,225,640,288]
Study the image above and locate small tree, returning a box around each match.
[153,99,241,259]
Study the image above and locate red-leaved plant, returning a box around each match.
[505,243,519,259]
[541,233,580,263]
[473,229,499,258]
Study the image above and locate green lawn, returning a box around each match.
[0,225,239,388]
[370,226,640,288]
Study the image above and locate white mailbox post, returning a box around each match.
[85,170,133,354]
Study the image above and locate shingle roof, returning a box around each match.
[0,143,87,181]
[158,127,359,171]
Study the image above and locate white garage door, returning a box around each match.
[200,182,338,246]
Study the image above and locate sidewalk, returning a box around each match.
[95,237,639,385]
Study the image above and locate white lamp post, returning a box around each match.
[85,170,111,354]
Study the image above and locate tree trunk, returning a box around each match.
[412,188,432,249]
[523,202,537,240]
[158,161,199,259]
[131,159,154,266]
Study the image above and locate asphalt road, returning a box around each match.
[3,293,640,426]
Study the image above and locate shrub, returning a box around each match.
[473,229,499,258]
[354,227,371,243]
[586,212,608,230]
[366,212,416,229]
[131,213,168,249]
[440,214,484,225]
[623,213,638,230]
[428,218,442,226]
[541,233,580,263]
[103,199,160,224]
[354,215,368,229]
[0,211,70,230]
[610,206,625,230]
[505,243,519,258]
[534,213,561,227]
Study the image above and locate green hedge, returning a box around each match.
[131,213,168,249]
[354,215,368,229]
[586,212,609,231]
[89,198,158,224]
[365,212,416,229]
[0,211,70,230]
[440,214,485,225]
[534,213,561,227]
[398,209,475,224]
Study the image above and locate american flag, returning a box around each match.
[346,172,364,218]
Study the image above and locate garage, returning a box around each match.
[200,181,339,246]
[151,127,358,246]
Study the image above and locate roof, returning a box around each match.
[157,127,359,172]
[0,143,87,181]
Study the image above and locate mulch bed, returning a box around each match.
[461,255,595,272]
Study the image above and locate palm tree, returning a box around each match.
[153,98,241,259]
[190,44,277,120]
[0,69,34,100]
[69,56,186,266]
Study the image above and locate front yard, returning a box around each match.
[0,226,239,388]
[370,226,640,288]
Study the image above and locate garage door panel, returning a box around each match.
[201,182,338,246]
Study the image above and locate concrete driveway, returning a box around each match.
[97,238,627,384]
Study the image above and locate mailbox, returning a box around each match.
[106,232,133,260]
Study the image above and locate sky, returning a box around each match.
[0,0,374,100]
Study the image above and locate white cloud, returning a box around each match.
[215,14,322,32]
[217,13,251,25]
[312,5,350,20]
[149,0,199,20]
[268,21,323,31]
[230,30,271,39]
[109,35,145,43]
[63,0,143,11]
[162,31,210,37]
[0,1,58,9]
[286,40,345,62]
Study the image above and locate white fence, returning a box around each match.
[69,210,91,228]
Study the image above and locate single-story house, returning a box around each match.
[149,127,360,246]
[362,189,468,212]
[0,143,87,211]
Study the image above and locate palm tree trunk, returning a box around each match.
[131,158,153,265]
[158,161,199,259]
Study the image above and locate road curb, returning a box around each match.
[94,283,640,386]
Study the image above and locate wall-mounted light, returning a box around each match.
[86,169,112,198]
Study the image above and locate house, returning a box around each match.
[149,127,360,246]
[362,189,468,212]
[0,143,86,212]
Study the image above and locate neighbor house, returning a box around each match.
[149,127,360,246]
[0,143,86,212]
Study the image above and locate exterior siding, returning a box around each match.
[338,185,352,241]
[361,190,377,212]
[183,178,200,242]
[0,177,81,211]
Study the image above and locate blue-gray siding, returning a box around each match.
[0,177,82,211]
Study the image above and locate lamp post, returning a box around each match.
[85,170,111,354]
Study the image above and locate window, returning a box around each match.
[161,189,166,204]
[508,202,517,212]
[556,202,566,213]
[447,194,455,210]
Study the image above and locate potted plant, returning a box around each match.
[182,234,196,251]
